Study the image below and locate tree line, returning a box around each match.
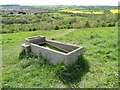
[1,13,118,33]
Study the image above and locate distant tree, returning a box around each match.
[55,26,59,30]
[91,22,99,27]
[10,12,14,14]
[99,21,107,27]
[33,28,37,31]
[29,28,32,31]
[86,21,90,28]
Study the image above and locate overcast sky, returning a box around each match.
[0,0,119,6]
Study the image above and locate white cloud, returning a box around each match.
[0,0,119,6]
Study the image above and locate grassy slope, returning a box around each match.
[2,27,118,88]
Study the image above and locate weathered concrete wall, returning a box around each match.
[25,36,46,45]
[66,47,84,64]
[30,43,83,65]
[30,43,68,65]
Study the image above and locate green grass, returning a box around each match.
[2,27,118,88]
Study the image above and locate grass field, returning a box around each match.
[2,27,118,88]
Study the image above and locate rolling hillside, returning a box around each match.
[2,27,118,88]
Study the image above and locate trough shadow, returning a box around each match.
[19,50,90,87]
[19,49,26,60]
[55,55,90,87]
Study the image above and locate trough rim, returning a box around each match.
[46,39,83,54]
[30,41,83,55]
[25,36,45,40]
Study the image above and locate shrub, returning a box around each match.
[55,26,59,30]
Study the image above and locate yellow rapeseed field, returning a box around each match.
[59,9,104,14]
[110,9,119,14]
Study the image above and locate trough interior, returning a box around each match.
[46,41,79,52]
[38,43,69,53]
[37,41,80,54]
[25,36,80,54]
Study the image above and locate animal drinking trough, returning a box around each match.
[22,36,84,65]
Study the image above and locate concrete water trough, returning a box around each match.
[22,36,84,65]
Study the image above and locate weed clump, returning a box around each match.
[19,49,26,60]
[19,50,89,86]
[55,56,89,85]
